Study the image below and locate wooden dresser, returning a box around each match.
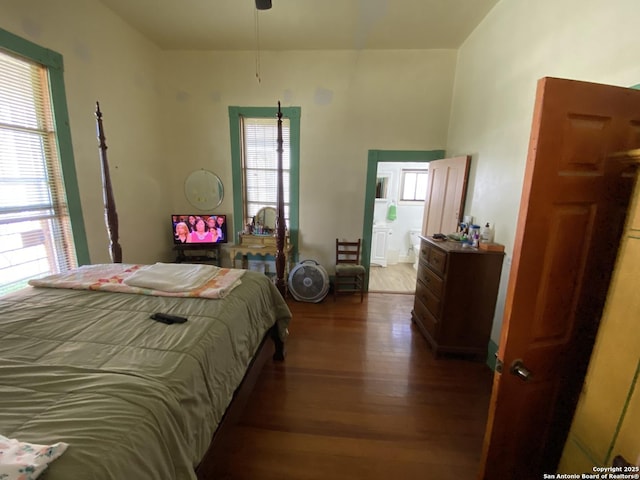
[411,236,504,359]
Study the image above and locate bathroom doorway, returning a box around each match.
[362,150,444,293]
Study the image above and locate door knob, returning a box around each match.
[510,359,532,382]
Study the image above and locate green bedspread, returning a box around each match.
[0,270,291,480]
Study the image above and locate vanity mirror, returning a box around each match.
[375,176,389,199]
[253,206,277,233]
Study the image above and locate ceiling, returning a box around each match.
[97,0,500,51]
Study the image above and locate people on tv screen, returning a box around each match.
[172,214,226,244]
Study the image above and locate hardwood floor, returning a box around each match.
[207,294,493,480]
[368,263,418,293]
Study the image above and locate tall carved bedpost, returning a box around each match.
[95,102,122,263]
[274,102,286,297]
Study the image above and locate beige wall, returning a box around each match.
[0,0,167,265]
[160,49,457,267]
[447,0,640,342]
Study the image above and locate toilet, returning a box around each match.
[408,229,422,270]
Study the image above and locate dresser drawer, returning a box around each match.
[417,261,443,297]
[418,241,432,261]
[427,246,447,275]
[415,279,441,319]
[413,295,438,337]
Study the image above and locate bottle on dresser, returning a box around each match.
[480,222,494,243]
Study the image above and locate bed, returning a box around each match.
[0,103,291,479]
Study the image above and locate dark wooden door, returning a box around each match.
[478,77,640,479]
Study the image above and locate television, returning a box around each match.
[171,214,228,246]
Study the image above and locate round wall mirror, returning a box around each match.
[184,170,224,210]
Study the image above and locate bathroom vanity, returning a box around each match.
[370,224,392,267]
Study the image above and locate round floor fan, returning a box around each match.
[288,260,329,303]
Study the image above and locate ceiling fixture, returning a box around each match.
[254,0,273,83]
[254,8,262,83]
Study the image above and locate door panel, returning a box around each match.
[531,203,593,341]
[421,155,470,236]
[479,78,640,480]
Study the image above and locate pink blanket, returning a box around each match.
[28,264,245,299]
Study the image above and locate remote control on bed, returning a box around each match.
[150,313,188,324]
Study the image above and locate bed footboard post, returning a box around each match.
[95,102,122,263]
[270,325,286,361]
[274,101,287,298]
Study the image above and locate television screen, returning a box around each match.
[171,214,228,245]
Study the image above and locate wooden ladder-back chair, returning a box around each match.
[334,238,366,302]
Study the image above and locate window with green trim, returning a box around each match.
[228,106,300,248]
[0,31,87,295]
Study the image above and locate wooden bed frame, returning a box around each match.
[94,101,287,478]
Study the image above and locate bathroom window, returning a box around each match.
[400,169,428,202]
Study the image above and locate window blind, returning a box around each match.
[0,50,77,295]
[241,116,291,224]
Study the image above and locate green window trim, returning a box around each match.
[0,27,90,265]
[228,105,300,257]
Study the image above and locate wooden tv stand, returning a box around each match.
[174,243,221,266]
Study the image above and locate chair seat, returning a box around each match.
[335,264,366,275]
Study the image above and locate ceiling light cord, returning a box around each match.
[254,9,261,84]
